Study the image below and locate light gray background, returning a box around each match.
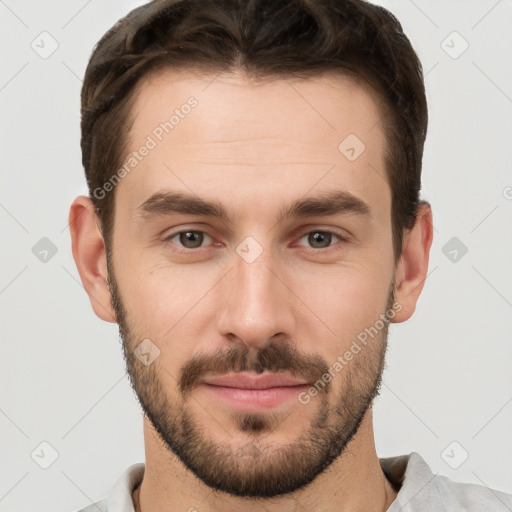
[1,1,511,511]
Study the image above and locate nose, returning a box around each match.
[216,246,296,350]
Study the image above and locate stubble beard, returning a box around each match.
[106,257,393,498]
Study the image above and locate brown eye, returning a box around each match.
[166,231,212,249]
[297,230,343,249]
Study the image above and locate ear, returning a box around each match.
[391,201,433,323]
[68,195,116,323]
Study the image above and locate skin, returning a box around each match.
[69,69,433,511]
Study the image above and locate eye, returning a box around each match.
[165,230,213,249]
[297,230,345,249]
[162,228,347,252]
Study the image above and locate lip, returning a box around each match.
[199,373,310,411]
[201,372,309,389]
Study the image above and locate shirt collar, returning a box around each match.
[381,452,441,511]
[106,462,144,512]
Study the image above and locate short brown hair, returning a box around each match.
[80,0,428,262]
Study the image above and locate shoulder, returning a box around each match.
[431,473,512,511]
[73,500,108,512]
[72,462,144,512]
[381,452,512,511]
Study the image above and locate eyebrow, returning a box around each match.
[135,189,372,224]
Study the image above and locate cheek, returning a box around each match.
[295,262,391,321]
[116,253,198,317]
[284,262,393,366]
[117,265,215,368]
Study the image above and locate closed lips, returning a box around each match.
[201,373,309,389]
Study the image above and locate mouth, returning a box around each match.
[198,373,310,411]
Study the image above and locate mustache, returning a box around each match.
[179,340,330,395]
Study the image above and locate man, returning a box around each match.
[69,0,512,510]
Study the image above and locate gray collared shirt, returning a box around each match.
[75,452,512,511]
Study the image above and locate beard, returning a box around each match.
[106,256,394,498]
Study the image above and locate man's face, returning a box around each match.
[106,70,397,497]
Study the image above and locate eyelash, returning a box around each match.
[162,228,348,253]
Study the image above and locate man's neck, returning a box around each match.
[133,412,398,512]
[133,473,397,512]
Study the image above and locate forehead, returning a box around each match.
[130,67,386,147]
[117,68,390,218]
